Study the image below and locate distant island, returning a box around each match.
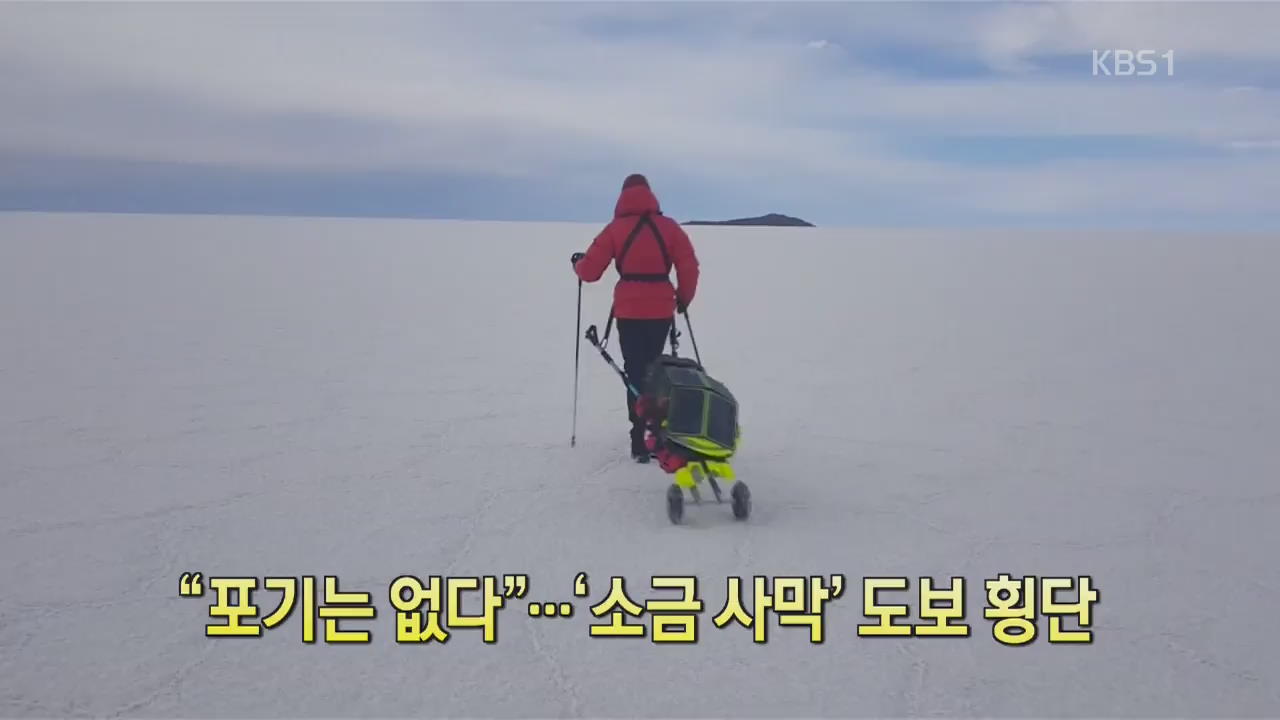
[682,213,815,227]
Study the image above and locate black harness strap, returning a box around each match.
[619,214,671,280]
[602,213,673,347]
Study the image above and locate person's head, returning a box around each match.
[614,173,660,217]
[622,174,649,191]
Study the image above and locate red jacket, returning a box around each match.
[574,184,699,319]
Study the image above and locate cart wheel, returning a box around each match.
[667,484,684,524]
[731,482,751,520]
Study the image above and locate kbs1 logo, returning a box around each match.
[1092,49,1175,77]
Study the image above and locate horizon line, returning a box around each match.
[2,208,1277,237]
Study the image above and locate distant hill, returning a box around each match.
[683,213,815,227]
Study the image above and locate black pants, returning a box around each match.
[617,317,672,430]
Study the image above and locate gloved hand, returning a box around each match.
[570,252,585,267]
[676,297,688,313]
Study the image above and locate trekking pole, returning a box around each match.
[573,278,583,445]
[585,325,640,396]
[681,307,703,368]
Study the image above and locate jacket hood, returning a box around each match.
[614,184,661,218]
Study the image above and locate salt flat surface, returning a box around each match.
[1,211,1277,717]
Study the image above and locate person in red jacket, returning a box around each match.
[572,173,700,462]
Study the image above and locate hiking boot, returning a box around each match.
[630,426,650,463]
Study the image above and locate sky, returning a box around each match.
[2,1,1279,231]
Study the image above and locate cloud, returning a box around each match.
[973,3,1063,74]
[941,3,1280,73]
[1225,140,1280,151]
[0,2,1278,227]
